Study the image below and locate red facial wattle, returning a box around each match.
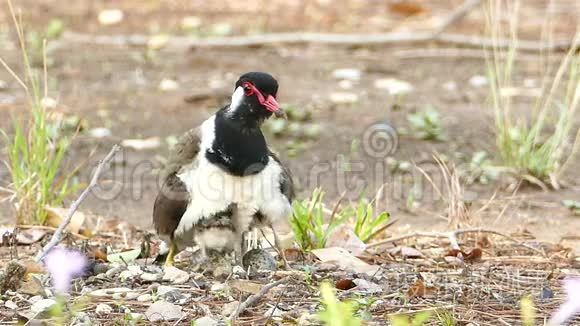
[242,82,281,114]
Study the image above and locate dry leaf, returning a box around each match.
[406,279,436,298]
[326,225,367,255]
[229,279,264,294]
[311,247,380,276]
[388,1,427,17]
[445,248,482,262]
[45,207,86,235]
[388,246,424,258]
[335,279,356,291]
[283,248,302,262]
[0,227,47,245]
[22,260,45,274]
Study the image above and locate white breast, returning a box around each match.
[174,115,292,238]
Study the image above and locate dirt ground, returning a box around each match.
[1,0,580,250]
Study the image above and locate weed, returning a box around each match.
[390,311,432,326]
[0,3,77,224]
[485,1,580,187]
[435,310,457,326]
[290,188,349,251]
[407,107,446,141]
[348,199,390,243]
[317,282,362,326]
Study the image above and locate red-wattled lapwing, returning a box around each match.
[153,72,294,269]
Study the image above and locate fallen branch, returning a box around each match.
[366,227,546,256]
[229,276,290,321]
[35,145,121,262]
[50,31,578,52]
[430,0,482,38]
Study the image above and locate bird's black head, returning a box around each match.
[224,72,285,126]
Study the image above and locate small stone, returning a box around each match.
[72,311,92,326]
[105,266,123,277]
[148,35,169,50]
[181,16,202,30]
[338,79,353,89]
[194,316,219,326]
[332,68,361,81]
[540,287,554,300]
[242,248,277,273]
[352,279,382,294]
[210,282,227,293]
[469,75,488,88]
[374,78,414,95]
[89,287,134,297]
[141,272,161,282]
[4,300,17,310]
[442,81,457,91]
[95,303,113,315]
[98,9,124,26]
[145,301,183,322]
[88,128,112,139]
[157,285,179,297]
[232,265,247,278]
[264,306,284,318]
[30,299,57,314]
[162,266,189,284]
[329,92,359,104]
[28,295,43,304]
[159,78,179,92]
[112,292,140,300]
[119,269,141,281]
[0,80,7,90]
[41,97,57,109]
[19,276,44,296]
[222,301,239,317]
[137,294,153,302]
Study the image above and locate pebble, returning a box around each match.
[194,316,219,326]
[98,9,124,26]
[352,279,382,294]
[105,266,123,277]
[232,265,247,279]
[469,75,488,88]
[112,292,140,300]
[141,272,161,282]
[88,128,112,139]
[332,68,361,81]
[28,295,43,304]
[162,266,189,284]
[374,78,414,95]
[264,306,284,318]
[137,294,153,302]
[30,299,57,314]
[145,301,183,322]
[210,282,227,293]
[119,268,142,281]
[72,311,92,326]
[157,285,179,297]
[222,300,239,317]
[95,303,113,315]
[329,92,359,104]
[41,97,57,109]
[159,78,180,92]
[4,300,17,310]
[0,80,7,90]
[89,287,134,298]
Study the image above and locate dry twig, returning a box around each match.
[35,145,120,262]
[229,277,290,321]
[366,227,546,256]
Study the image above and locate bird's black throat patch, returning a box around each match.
[206,110,269,176]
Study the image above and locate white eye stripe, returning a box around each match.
[227,86,245,116]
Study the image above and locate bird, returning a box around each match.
[153,72,294,269]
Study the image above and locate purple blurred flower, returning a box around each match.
[44,247,87,294]
[549,277,580,325]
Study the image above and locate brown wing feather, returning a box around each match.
[153,128,201,237]
[269,150,295,202]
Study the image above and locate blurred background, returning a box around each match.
[0,0,579,248]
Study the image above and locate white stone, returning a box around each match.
[159,78,180,92]
[374,78,414,95]
[329,92,359,104]
[140,272,160,282]
[4,300,17,310]
[41,97,57,109]
[95,303,113,315]
[332,68,361,81]
[89,287,134,297]
[352,279,383,294]
[31,299,57,314]
[210,282,227,292]
[222,301,239,317]
[137,294,153,302]
[469,75,488,87]
[88,128,112,138]
[162,266,189,284]
[194,316,218,326]
[145,301,183,322]
[98,9,124,26]
[157,285,179,297]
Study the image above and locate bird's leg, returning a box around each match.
[164,240,178,267]
[270,224,289,269]
[234,233,244,266]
